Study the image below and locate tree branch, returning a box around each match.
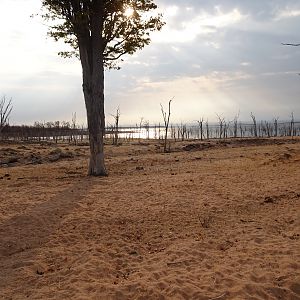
[281,43,300,46]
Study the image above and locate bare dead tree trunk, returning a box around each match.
[274,117,279,137]
[223,121,229,139]
[143,120,150,140]
[138,117,144,143]
[239,122,244,138]
[233,111,239,138]
[250,112,257,137]
[154,124,157,139]
[178,123,186,141]
[111,107,120,146]
[290,112,295,138]
[0,96,13,138]
[54,120,59,143]
[158,122,161,140]
[197,118,204,141]
[171,125,176,140]
[216,114,225,139]
[206,120,209,140]
[265,121,271,138]
[71,112,77,144]
[160,98,173,153]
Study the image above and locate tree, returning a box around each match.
[160,98,173,153]
[216,113,225,139]
[196,118,204,140]
[250,112,258,137]
[41,0,164,176]
[111,107,120,146]
[0,96,13,135]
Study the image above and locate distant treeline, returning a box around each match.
[0,118,299,143]
[0,121,87,143]
[108,119,299,142]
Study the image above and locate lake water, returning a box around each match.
[105,121,300,140]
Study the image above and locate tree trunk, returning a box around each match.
[84,83,107,176]
[81,58,107,176]
[77,1,107,176]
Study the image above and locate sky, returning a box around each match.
[0,0,299,126]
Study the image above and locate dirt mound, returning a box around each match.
[182,138,300,152]
[47,148,74,162]
[0,146,79,167]
[182,142,213,151]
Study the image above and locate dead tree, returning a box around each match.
[71,112,77,144]
[160,98,173,152]
[54,120,60,143]
[170,125,176,140]
[274,117,279,137]
[154,124,157,139]
[233,111,240,138]
[206,120,209,139]
[138,117,144,142]
[223,120,229,139]
[158,122,161,140]
[197,118,204,140]
[216,114,225,139]
[111,108,120,146]
[0,96,12,136]
[264,121,272,138]
[143,120,150,140]
[239,122,244,138]
[290,112,295,138]
[178,123,187,141]
[250,112,258,137]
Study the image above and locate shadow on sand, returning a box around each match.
[0,176,97,289]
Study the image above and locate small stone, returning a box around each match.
[264,196,275,204]
[36,270,44,276]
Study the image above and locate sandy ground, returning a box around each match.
[0,138,299,300]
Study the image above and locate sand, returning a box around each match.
[0,138,299,300]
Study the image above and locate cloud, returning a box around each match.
[152,6,245,43]
[276,9,300,19]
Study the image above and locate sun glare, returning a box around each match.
[124,7,134,17]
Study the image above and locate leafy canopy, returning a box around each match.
[41,0,164,68]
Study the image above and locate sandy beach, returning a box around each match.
[0,138,299,299]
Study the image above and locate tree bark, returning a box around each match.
[77,1,108,176]
[83,78,107,176]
